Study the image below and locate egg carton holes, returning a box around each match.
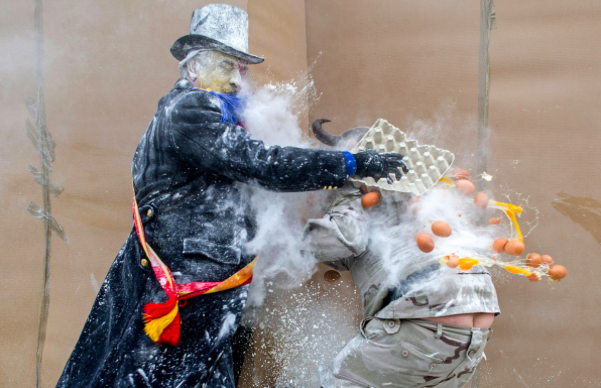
[350,118,455,200]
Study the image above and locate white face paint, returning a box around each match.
[186,50,248,94]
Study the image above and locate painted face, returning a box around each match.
[196,51,248,94]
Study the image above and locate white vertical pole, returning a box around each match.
[473,1,496,386]
[476,0,496,193]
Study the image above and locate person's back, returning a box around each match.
[305,184,499,387]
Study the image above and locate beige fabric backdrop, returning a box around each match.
[0,1,599,387]
[484,1,601,386]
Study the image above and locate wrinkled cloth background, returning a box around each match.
[1,1,600,387]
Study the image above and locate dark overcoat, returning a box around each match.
[56,79,348,388]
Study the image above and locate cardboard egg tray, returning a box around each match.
[350,118,455,200]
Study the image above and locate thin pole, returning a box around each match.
[473,1,496,387]
[34,0,52,386]
[476,0,496,193]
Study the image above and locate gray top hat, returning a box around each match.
[171,4,264,65]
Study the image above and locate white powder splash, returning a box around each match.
[237,74,327,307]
[241,80,313,148]
[232,76,363,385]
[234,81,539,385]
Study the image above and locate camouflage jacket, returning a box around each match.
[304,185,500,319]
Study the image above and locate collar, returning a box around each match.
[173,78,216,93]
[174,78,193,90]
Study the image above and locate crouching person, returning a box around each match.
[304,121,500,388]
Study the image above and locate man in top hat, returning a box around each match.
[56,4,407,388]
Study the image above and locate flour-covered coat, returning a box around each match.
[57,79,349,388]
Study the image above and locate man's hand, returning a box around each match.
[354,149,409,184]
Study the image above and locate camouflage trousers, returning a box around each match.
[320,318,491,388]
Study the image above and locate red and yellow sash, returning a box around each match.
[133,188,256,346]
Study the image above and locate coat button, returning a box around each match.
[402,350,409,358]
[388,320,396,328]
[468,349,475,357]
[141,259,149,267]
[146,208,153,217]
[429,363,437,369]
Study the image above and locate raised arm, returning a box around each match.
[303,194,369,268]
[169,90,408,192]
[169,91,348,191]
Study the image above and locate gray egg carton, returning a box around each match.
[350,118,455,199]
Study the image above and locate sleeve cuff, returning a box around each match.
[342,151,357,177]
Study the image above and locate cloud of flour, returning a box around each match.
[238,77,329,306]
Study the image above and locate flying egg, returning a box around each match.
[504,240,525,256]
[451,168,470,181]
[474,192,489,209]
[361,192,380,208]
[548,265,567,281]
[431,221,452,238]
[492,238,508,253]
[455,180,475,195]
[416,235,435,253]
